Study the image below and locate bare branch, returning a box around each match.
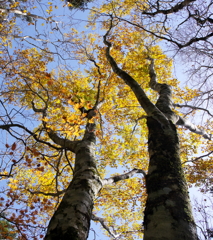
[28,189,66,197]
[92,214,143,239]
[174,103,213,117]
[182,150,213,164]
[91,214,119,239]
[102,168,146,186]
[0,123,63,150]
[176,117,211,140]
[142,0,196,16]
[87,57,102,77]
[0,7,60,23]
[113,3,213,49]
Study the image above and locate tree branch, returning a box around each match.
[0,123,62,150]
[102,168,146,186]
[103,21,170,128]
[148,57,179,123]
[176,117,211,140]
[32,100,81,152]
[0,7,59,23]
[28,189,66,197]
[48,130,79,153]
[182,150,213,164]
[92,213,143,239]
[115,16,213,49]
[148,58,211,140]
[174,103,213,117]
[142,0,196,16]
[91,214,119,239]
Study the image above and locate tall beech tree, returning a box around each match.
[0,47,149,239]
[102,22,203,240]
[0,0,212,240]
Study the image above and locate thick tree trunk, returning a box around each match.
[45,139,102,240]
[103,33,200,240]
[143,117,198,240]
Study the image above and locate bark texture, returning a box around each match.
[144,59,199,240]
[144,117,198,240]
[45,123,102,240]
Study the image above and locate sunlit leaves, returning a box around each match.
[95,177,145,239]
[0,0,212,239]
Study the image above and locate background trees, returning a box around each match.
[0,0,212,239]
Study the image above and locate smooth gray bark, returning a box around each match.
[45,122,102,240]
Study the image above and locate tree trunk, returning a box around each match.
[103,33,199,240]
[143,117,198,240]
[45,139,102,240]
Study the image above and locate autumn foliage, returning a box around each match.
[0,0,212,239]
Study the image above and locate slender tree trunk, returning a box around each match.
[45,123,102,240]
[143,117,198,240]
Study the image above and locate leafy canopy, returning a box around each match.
[0,0,212,239]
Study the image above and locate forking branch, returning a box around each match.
[147,56,211,140]
[103,18,211,139]
[103,18,170,130]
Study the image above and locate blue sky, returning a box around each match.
[0,1,212,239]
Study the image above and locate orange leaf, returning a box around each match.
[45,72,51,78]
[47,80,53,85]
[11,142,17,151]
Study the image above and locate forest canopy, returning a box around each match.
[0,0,212,239]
